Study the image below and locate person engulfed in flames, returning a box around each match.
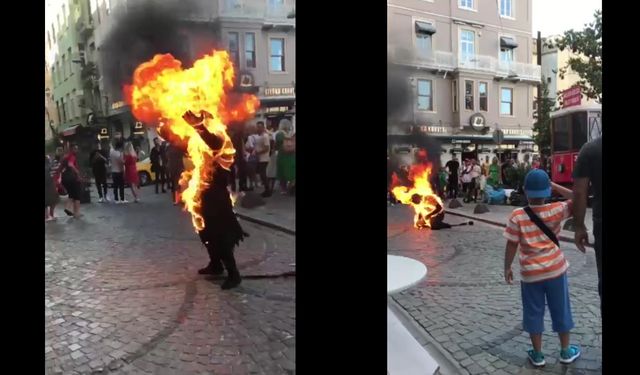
[183,110,248,290]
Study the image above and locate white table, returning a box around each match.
[388,255,427,295]
[387,255,438,375]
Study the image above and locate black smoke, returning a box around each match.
[99,0,219,101]
[387,58,442,170]
[387,61,411,122]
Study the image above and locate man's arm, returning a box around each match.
[551,182,573,200]
[572,177,590,253]
[194,125,224,151]
[572,143,593,252]
[504,241,518,284]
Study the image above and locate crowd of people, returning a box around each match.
[231,118,296,198]
[439,154,542,202]
[45,117,296,222]
[387,151,544,205]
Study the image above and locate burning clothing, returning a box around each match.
[194,123,247,289]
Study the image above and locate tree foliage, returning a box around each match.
[547,10,602,102]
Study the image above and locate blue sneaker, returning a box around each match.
[527,350,546,367]
[560,345,581,364]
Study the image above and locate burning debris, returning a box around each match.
[124,51,259,231]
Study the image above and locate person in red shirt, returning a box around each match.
[57,144,83,217]
[124,142,141,203]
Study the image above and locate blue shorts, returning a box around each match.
[521,272,574,334]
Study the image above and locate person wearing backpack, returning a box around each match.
[503,169,581,367]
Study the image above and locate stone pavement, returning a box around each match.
[235,192,295,235]
[388,205,601,375]
[442,200,595,244]
[46,186,295,374]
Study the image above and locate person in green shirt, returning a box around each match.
[439,167,448,199]
[487,157,501,187]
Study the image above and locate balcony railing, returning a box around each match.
[497,60,542,82]
[391,48,456,71]
[220,1,295,22]
[390,47,541,82]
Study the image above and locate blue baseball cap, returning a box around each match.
[524,169,551,198]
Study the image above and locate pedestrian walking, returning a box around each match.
[445,155,460,199]
[503,170,581,367]
[183,110,247,290]
[110,141,127,203]
[45,156,60,222]
[572,136,602,315]
[246,121,272,197]
[460,159,473,203]
[90,141,109,203]
[470,159,481,202]
[166,141,185,205]
[265,124,278,193]
[275,119,295,195]
[229,124,248,192]
[58,144,83,218]
[124,142,140,203]
[150,137,167,194]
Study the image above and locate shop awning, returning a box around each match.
[500,37,518,49]
[259,96,296,107]
[61,125,80,137]
[415,21,436,35]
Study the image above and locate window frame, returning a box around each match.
[458,0,475,11]
[228,32,240,66]
[479,81,488,112]
[244,32,256,69]
[500,0,515,19]
[416,78,435,112]
[452,80,459,113]
[269,37,286,73]
[464,80,475,111]
[459,28,476,63]
[500,87,514,117]
[413,17,436,59]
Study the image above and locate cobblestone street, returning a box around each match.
[388,205,601,375]
[46,188,295,374]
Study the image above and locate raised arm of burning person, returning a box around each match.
[182,110,225,151]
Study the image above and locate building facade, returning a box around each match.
[90,0,295,152]
[388,0,540,164]
[45,0,102,161]
[534,36,598,107]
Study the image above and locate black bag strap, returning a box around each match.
[523,206,560,247]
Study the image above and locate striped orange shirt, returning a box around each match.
[503,201,572,283]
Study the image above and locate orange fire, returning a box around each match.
[125,51,259,231]
[391,153,444,229]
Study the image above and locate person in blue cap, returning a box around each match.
[503,169,581,367]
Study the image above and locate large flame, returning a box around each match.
[391,151,444,229]
[125,51,259,231]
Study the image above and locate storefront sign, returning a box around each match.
[98,127,109,140]
[502,128,533,136]
[111,101,126,110]
[562,86,582,108]
[419,125,447,134]
[264,87,295,96]
[133,121,145,135]
[265,106,290,113]
[469,113,486,131]
[239,71,254,87]
[452,139,471,144]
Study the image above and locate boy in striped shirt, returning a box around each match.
[503,169,581,367]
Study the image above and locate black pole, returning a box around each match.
[536,31,542,126]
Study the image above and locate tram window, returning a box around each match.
[552,115,570,152]
[571,112,588,150]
